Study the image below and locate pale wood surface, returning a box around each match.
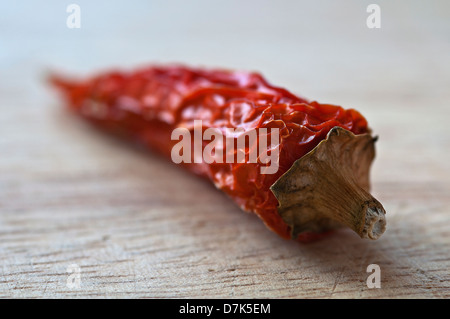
[0,0,449,298]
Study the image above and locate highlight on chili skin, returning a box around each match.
[170,120,281,174]
[51,65,386,242]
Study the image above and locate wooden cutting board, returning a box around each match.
[0,0,448,298]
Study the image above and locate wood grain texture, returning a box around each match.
[0,0,449,298]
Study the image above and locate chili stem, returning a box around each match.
[270,126,386,240]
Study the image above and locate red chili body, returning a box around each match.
[52,66,369,241]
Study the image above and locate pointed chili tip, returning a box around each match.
[47,72,72,90]
[46,70,83,94]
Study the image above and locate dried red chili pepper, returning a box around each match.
[51,65,386,241]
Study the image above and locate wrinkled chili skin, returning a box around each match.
[52,66,369,241]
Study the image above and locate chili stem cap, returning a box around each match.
[270,126,386,240]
